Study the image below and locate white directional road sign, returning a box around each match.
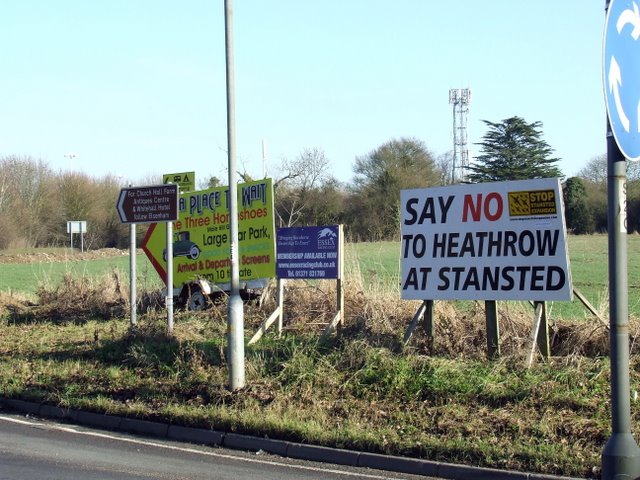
[604,0,640,160]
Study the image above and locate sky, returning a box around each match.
[0,1,607,187]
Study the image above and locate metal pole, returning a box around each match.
[225,0,245,391]
[336,224,345,328]
[166,220,174,334]
[602,0,640,466]
[602,125,640,478]
[129,222,137,329]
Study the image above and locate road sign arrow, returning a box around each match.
[609,56,631,133]
[117,190,128,223]
[617,1,640,39]
[141,222,168,285]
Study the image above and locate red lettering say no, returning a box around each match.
[462,193,503,222]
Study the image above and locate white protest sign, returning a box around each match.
[400,178,572,301]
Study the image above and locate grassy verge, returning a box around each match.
[1,269,636,479]
[0,313,616,478]
[0,236,638,477]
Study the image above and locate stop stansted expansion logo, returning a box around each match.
[508,190,557,217]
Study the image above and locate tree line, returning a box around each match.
[0,157,124,249]
[0,116,635,249]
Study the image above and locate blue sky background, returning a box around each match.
[0,1,606,185]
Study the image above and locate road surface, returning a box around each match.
[0,413,427,480]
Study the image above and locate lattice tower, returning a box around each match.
[448,88,471,183]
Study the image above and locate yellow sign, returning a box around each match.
[163,171,196,193]
[508,189,557,217]
[142,179,275,287]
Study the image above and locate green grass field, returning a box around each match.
[0,252,161,296]
[349,234,640,319]
[1,234,638,319]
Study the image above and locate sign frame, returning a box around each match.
[276,225,341,280]
[141,179,276,288]
[400,178,572,302]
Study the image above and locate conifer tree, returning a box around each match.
[563,176,594,234]
[467,116,562,183]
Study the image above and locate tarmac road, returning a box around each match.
[0,413,428,480]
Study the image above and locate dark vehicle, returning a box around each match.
[163,231,200,261]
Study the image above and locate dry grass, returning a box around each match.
[0,290,35,319]
[251,272,624,363]
[34,270,129,321]
[0,260,627,361]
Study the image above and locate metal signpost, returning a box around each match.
[129,221,136,329]
[603,1,640,478]
[225,0,245,391]
[116,184,179,333]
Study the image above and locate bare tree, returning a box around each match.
[0,166,8,211]
[274,148,333,227]
[0,156,57,247]
[0,160,14,248]
[577,154,607,184]
[577,153,640,183]
[436,151,454,185]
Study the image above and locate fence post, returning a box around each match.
[424,300,434,349]
[534,301,550,360]
[485,300,500,359]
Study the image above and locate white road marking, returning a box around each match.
[0,414,401,479]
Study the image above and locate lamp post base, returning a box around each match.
[602,433,640,480]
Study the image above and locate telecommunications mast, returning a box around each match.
[448,88,471,183]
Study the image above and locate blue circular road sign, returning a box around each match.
[604,0,640,160]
